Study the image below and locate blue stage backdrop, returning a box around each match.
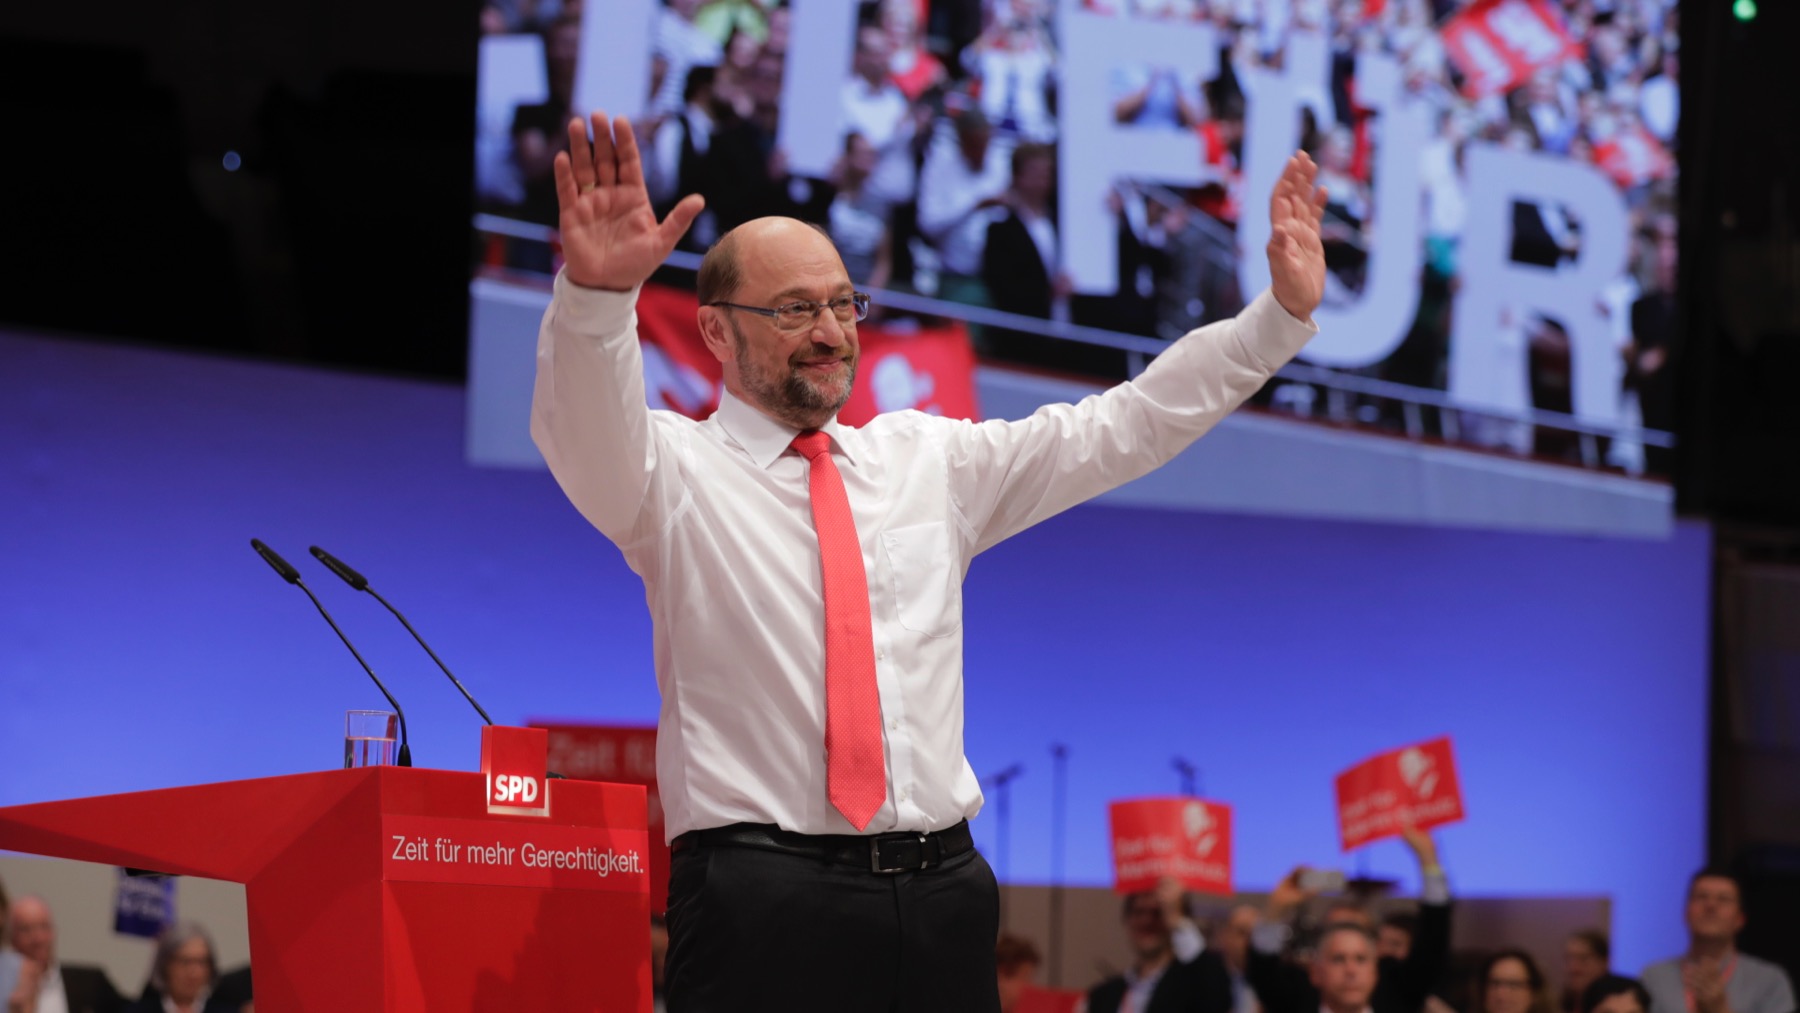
[0,331,1707,971]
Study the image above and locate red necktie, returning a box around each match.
[791,430,886,831]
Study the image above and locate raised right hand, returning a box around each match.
[1268,865,1313,918]
[553,111,705,292]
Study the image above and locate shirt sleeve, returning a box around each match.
[935,289,1317,554]
[529,272,674,544]
[1758,966,1797,1013]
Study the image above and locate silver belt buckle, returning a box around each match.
[869,832,933,874]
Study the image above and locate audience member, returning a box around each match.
[916,104,1012,308]
[646,65,723,252]
[1211,904,1263,1013]
[124,922,233,1013]
[1476,949,1554,1013]
[1641,870,1796,1013]
[1248,829,1450,1013]
[1086,877,1233,1013]
[842,25,921,212]
[996,934,1042,1013]
[882,0,947,101]
[711,26,762,119]
[981,143,1105,371]
[1562,931,1612,1013]
[1581,975,1651,1013]
[1379,913,1420,962]
[1249,923,1383,1013]
[6,896,125,1013]
[652,0,723,116]
[826,133,894,290]
[963,0,1058,142]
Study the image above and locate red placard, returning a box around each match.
[1016,987,1087,1013]
[1592,123,1674,189]
[1334,736,1466,851]
[535,722,671,912]
[632,283,981,426]
[1108,797,1233,896]
[1442,0,1584,98]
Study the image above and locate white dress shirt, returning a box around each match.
[531,275,1315,839]
[32,963,69,1013]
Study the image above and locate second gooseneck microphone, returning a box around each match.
[308,545,495,726]
[250,538,414,767]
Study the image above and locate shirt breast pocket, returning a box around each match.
[882,521,961,638]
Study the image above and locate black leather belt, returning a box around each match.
[672,820,974,875]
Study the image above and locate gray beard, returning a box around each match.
[729,316,856,427]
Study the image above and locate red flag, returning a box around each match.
[1108,797,1233,896]
[1334,736,1466,851]
[1442,0,1584,98]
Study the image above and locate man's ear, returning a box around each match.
[697,307,736,366]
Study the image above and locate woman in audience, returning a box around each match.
[1479,949,1556,1013]
[128,922,232,1013]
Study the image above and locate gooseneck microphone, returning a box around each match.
[250,538,413,766]
[308,545,495,726]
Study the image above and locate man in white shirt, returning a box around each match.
[840,25,919,211]
[531,110,1326,1013]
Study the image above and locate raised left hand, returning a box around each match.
[1267,151,1328,323]
[1400,825,1440,870]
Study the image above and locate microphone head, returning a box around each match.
[250,538,303,584]
[309,546,370,591]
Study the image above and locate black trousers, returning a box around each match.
[664,837,1002,1013]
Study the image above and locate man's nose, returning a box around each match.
[809,310,849,348]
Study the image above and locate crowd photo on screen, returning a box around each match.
[473,0,1680,481]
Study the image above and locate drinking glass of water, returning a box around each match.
[345,709,398,768]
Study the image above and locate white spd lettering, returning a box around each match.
[493,774,541,804]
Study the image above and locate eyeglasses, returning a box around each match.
[707,292,872,332]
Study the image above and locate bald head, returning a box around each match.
[697,217,842,307]
[10,895,55,965]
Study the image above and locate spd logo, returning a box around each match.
[482,725,552,817]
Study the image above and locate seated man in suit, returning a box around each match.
[6,896,125,1013]
[1247,829,1451,1013]
[1087,877,1234,1013]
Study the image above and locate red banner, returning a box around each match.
[634,283,981,425]
[1442,0,1583,98]
[1334,736,1466,851]
[535,723,670,911]
[1108,797,1233,896]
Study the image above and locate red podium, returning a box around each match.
[0,760,653,1011]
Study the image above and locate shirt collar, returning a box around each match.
[714,390,855,470]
